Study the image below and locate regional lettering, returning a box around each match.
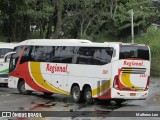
[123,61,143,67]
[46,64,68,73]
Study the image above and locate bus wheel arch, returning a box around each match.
[17,78,32,95]
[82,84,94,104]
[71,83,83,103]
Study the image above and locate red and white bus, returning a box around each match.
[8,39,151,104]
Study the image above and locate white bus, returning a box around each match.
[8,39,151,104]
[0,43,16,86]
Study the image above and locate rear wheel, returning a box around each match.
[71,86,82,103]
[17,81,32,95]
[84,87,94,104]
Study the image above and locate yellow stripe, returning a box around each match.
[30,62,70,95]
[121,68,138,89]
[92,80,111,96]
[121,73,133,87]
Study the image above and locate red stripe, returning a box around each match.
[10,62,50,92]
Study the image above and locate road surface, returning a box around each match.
[0,77,159,120]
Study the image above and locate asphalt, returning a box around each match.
[0,77,159,120]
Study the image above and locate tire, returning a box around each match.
[43,92,53,96]
[17,81,31,95]
[84,87,94,104]
[71,86,82,103]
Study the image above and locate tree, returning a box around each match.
[112,0,155,37]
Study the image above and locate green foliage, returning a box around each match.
[0,0,158,42]
[135,26,160,77]
[135,26,160,46]
[112,0,155,36]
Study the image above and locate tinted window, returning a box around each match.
[46,46,55,62]
[49,46,74,63]
[0,48,13,58]
[34,46,48,62]
[21,46,34,63]
[18,45,114,65]
[50,46,60,63]
[13,46,24,64]
[74,47,113,65]
[9,53,17,72]
[120,45,149,60]
[60,46,74,63]
[31,46,56,62]
[6,48,13,53]
[9,46,24,72]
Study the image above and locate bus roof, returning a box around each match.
[15,39,147,47]
[0,43,17,49]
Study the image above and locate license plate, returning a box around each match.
[130,93,136,96]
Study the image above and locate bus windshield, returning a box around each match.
[0,48,13,58]
[119,45,149,60]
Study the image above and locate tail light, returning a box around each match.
[145,76,150,91]
[113,75,120,90]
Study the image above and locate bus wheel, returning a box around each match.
[18,81,31,95]
[84,87,94,104]
[43,92,53,96]
[71,86,82,103]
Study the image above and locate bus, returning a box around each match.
[0,43,16,86]
[7,39,151,104]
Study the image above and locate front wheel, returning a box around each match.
[17,81,32,95]
[84,87,94,104]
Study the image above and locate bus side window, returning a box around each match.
[76,47,91,64]
[73,47,113,65]
[20,46,34,63]
[13,46,24,64]
[72,47,79,64]
[50,46,60,63]
[105,47,113,63]
[34,46,48,62]
[60,46,74,63]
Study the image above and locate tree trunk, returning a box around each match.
[10,17,16,42]
[46,16,53,38]
[25,16,31,40]
[40,21,43,38]
[53,0,63,38]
